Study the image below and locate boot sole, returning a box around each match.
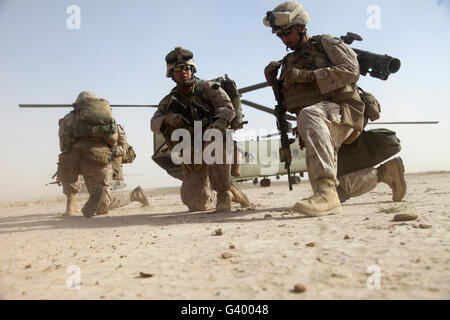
[391,157,407,202]
[292,203,343,217]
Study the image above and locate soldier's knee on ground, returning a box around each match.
[216,191,231,213]
[81,185,109,218]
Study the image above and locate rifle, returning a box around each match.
[340,32,401,81]
[45,171,61,186]
[169,98,211,125]
[272,79,295,191]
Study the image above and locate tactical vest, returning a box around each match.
[72,98,118,146]
[280,35,365,141]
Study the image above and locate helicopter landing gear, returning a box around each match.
[253,178,258,185]
[290,175,301,185]
[276,175,280,180]
[260,178,271,187]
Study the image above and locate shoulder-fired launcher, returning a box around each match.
[340,32,401,81]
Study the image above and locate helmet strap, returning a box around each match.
[296,28,307,49]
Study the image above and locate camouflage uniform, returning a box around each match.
[283,34,365,189]
[264,2,405,216]
[58,92,148,217]
[151,79,235,211]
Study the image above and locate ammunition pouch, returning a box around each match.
[358,87,381,122]
[122,145,136,164]
[73,122,119,146]
[57,151,80,183]
[78,141,112,166]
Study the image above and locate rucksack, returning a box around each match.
[72,98,118,145]
[337,128,401,177]
[210,74,245,130]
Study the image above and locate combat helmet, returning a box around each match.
[263,1,310,33]
[75,90,98,104]
[165,47,197,78]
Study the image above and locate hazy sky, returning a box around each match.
[0,0,449,201]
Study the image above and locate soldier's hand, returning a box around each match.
[264,61,282,86]
[164,113,190,128]
[207,117,229,134]
[283,68,315,87]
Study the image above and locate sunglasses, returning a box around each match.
[173,65,194,72]
[276,27,296,38]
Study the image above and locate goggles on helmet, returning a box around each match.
[265,5,302,31]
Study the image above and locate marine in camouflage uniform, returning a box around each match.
[151,47,236,213]
[58,91,149,218]
[263,1,406,216]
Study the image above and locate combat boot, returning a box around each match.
[293,178,343,217]
[130,186,150,207]
[231,163,241,177]
[377,157,407,202]
[216,191,232,213]
[64,193,80,216]
[230,182,251,207]
[81,186,107,218]
[336,185,351,204]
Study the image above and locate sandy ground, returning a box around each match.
[0,172,449,300]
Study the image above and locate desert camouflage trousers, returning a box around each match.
[61,150,130,214]
[297,101,378,196]
[180,163,231,212]
[179,140,231,212]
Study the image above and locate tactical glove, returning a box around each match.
[283,68,315,88]
[264,61,282,86]
[164,113,190,128]
[207,117,229,134]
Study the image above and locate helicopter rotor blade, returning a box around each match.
[19,104,159,108]
[238,82,270,95]
[260,132,281,139]
[367,121,439,125]
[241,99,297,121]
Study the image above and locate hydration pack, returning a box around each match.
[211,75,245,130]
[72,98,118,145]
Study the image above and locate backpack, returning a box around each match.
[210,74,245,130]
[72,98,118,145]
[337,128,401,177]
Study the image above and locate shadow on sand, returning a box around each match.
[0,205,312,235]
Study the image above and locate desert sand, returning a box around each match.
[0,172,449,300]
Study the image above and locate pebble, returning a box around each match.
[306,242,315,247]
[393,214,418,222]
[138,272,154,278]
[292,284,306,293]
[264,214,273,219]
[344,235,351,240]
[24,263,32,269]
[221,252,233,259]
[214,229,224,236]
[229,244,235,249]
[419,224,432,229]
